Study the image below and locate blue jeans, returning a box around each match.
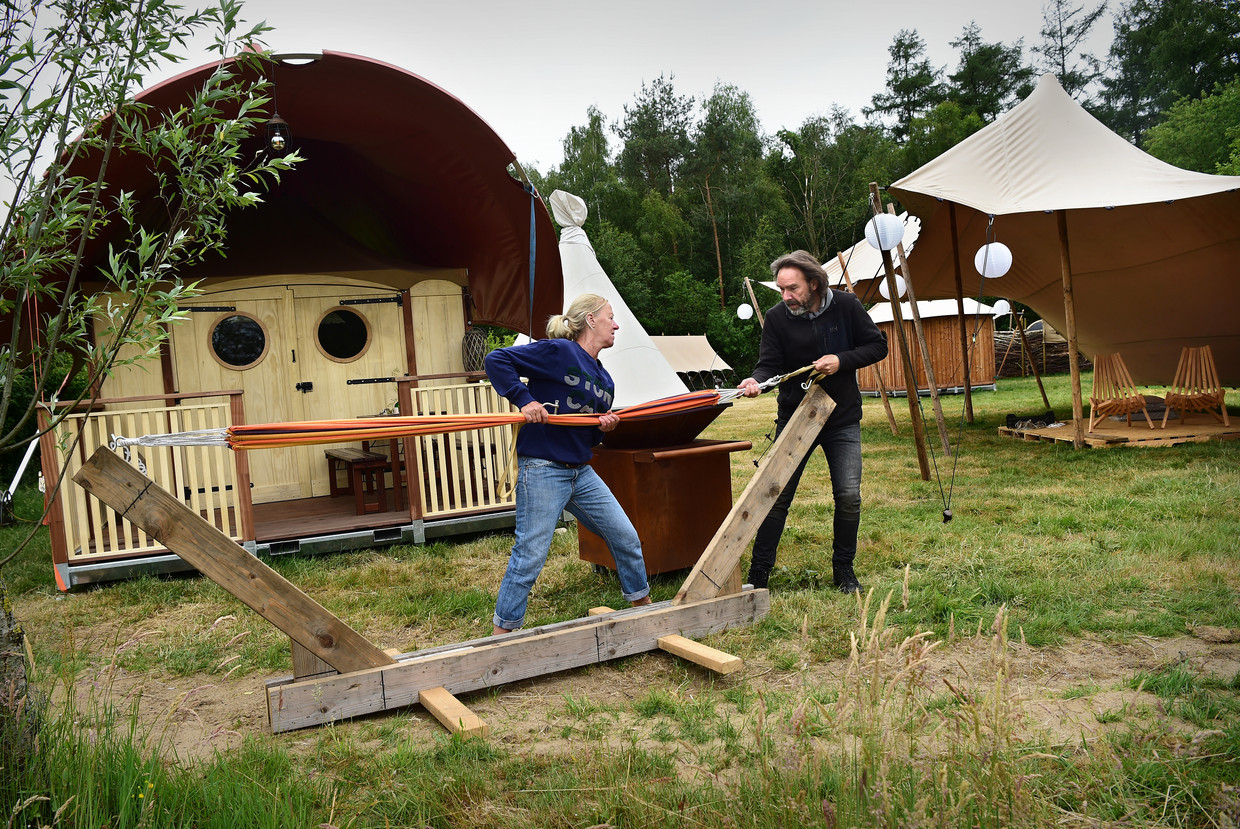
[493,457,650,630]
[749,420,863,576]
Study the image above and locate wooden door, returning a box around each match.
[408,280,466,385]
[171,287,309,503]
[291,285,409,497]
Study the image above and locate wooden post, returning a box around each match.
[743,277,765,329]
[73,448,397,674]
[1057,210,1085,448]
[675,385,836,604]
[869,185,930,481]
[887,204,951,456]
[948,203,974,423]
[1014,315,1052,410]
[837,252,898,436]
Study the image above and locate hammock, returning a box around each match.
[113,389,744,452]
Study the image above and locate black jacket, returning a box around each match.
[751,289,888,427]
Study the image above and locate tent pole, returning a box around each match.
[948,203,974,423]
[1014,314,1052,410]
[871,185,930,480]
[888,204,951,456]
[1057,210,1085,448]
[837,253,898,436]
[743,277,765,329]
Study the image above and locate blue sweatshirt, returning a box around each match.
[484,338,614,464]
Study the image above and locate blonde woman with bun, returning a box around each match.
[484,294,651,635]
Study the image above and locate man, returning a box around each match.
[738,250,888,593]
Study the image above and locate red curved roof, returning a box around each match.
[75,51,563,334]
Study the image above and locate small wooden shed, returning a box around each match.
[34,51,564,589]
[858,299,996,394]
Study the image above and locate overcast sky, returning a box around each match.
[159,0,1115,172]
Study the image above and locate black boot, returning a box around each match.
[833,562,862,594]
[747,565,770,590]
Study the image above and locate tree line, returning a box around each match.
[527,0,1240,375]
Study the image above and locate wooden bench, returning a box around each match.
[325,448,390,515]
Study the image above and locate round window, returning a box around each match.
[316,308,370,362]
[210,313,268,369]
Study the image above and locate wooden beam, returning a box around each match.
[888,204,951,457]
[657,634,742,675]
[73,448,396,674]
[948,203,974,423]
[420,686,489,737]
[1057,210,1085,448]
[265,590,769,732]
[838,252,899,437]
[674,385,836,604]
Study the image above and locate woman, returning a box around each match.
[484,293,651,635]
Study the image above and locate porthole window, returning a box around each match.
[210,313,268,370]
[316,307,371,362]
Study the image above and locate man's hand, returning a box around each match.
[739,377,761,398]
[597,412,620,432]
[814,354,841,376]
[520,401,549,423]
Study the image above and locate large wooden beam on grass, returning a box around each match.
[674,384,836,604]
[265,590,769,732]
[73,448,396,674]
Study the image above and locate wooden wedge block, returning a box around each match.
[587,606,615,616]
[419,686,489,737]
[657,634,742,675]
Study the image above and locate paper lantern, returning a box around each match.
[736,303,754,320]
[878,274,906,300]
[974,242,1013,278]
[864,213,905,251]
[991,299,1011,316]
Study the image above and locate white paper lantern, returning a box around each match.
[991,299,1011,316]
[736,303,754,320]
[864,213,905,251]
[878,274,907,300]
[974,242,1013,278]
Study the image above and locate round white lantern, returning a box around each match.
[991,299,1011,316]
[736,303,754,320]
[878,274,907,300]
[864,213,905,251]
[974,242,1013,278]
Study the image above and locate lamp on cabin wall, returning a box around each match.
[266,112,291,152]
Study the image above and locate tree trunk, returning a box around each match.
[1,576,37,775]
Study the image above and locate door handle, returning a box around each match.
[295,381,313,393]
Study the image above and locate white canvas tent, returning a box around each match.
[648,336,732,374]
[758,213,921,300]
[549,190,689,407]
[852,74,1240,388]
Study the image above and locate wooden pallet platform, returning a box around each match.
[999,417,1240,448]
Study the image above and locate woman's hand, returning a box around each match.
[520,401,549,423]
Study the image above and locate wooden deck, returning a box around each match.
[252,488,413,541]
[998,416,1240,448]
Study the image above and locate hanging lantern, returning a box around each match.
[878,274,907,300]
[864,213,905,251]
[974,242,1013,278]
[266,112,291,153]
[991,299,1011,316]
[736,303,754,320]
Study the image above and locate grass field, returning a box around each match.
[3,372,1239,828]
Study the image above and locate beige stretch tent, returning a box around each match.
[854,74,1240,390]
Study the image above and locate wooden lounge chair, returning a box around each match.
[1088,353,1154,433]
[1162,345,1229,428]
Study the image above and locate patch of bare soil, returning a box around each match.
[52,627,1240,766]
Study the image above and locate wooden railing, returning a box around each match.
[39,392,249,566]
[397,377,518,518]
